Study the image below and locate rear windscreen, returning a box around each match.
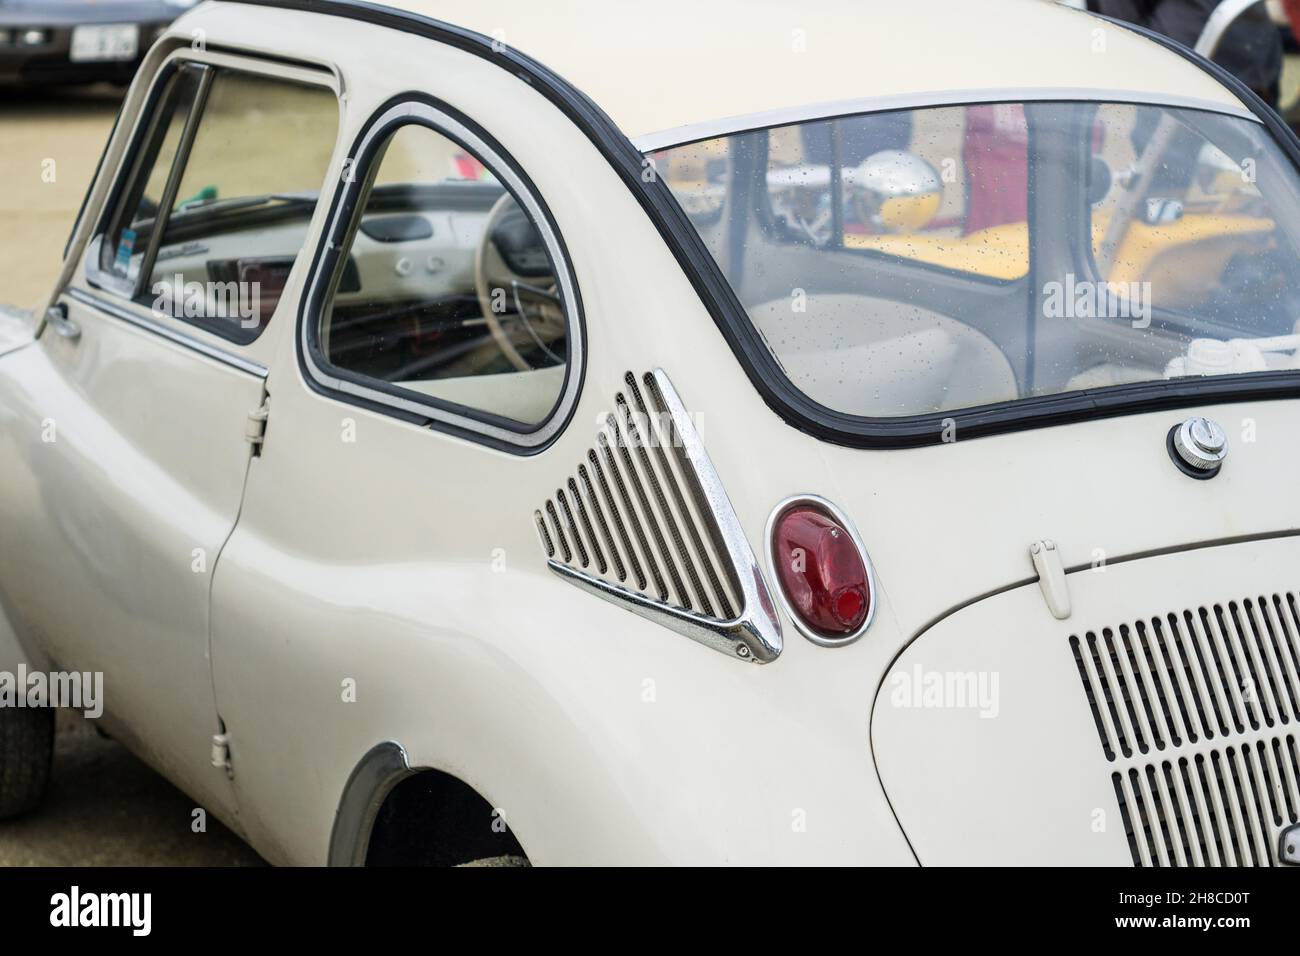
[656,102,1300,420]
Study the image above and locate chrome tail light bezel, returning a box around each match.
[764,494,878,648]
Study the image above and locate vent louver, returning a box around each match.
[1070,594,1300,866]
[534,369,781,663]
[1111,739,1300,867]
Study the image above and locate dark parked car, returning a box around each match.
[0,0,195,87]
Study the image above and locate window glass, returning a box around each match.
[763,106,1029,279]
[164,70,337,213]
[101,66,201,285]
[658,102,1300,421]
[98,64,338,344]
[659,137,728,226]
[316,123,569,427]
[146,69,337,342]
[1088,103,1298,337]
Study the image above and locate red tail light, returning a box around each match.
[767,497,873,645]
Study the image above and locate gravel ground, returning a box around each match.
[0,88,263,866]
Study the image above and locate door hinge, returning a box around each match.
[1029,538,1071,620]
[245,395,270,454]
[211,732,234,779]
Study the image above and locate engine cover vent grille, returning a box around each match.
[1112,738,1300,867]
[1070,593,1300,866]
[534,369,782,664]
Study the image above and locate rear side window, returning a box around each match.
[311,120,574,430]
[96,61,338,344]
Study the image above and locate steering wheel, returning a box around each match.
[474,192,565,371]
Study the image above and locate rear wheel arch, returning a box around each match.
[328,741,527,867]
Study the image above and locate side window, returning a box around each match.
[96,62,338,344]
[314,121,572,429]
[100,66,202,288]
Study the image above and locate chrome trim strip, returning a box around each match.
[764,494,878,648]
[634,88,1258,152]
[135,65,213,301]
[550,560,780,662]
[66,287,269,378]
[301,100,584,450]
[327,740,412,867]
[545,368,782,664]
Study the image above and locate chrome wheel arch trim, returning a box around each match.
[327,740,413,867]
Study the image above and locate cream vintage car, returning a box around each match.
[1,0,1299,867]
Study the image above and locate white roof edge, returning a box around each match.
[633,88,1260,154]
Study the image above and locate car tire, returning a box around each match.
[0,706,55,819]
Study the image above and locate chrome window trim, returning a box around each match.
[300,100,585,451]
[66,287,269,379]
[764,493,878,648]
[633,88,1258,152]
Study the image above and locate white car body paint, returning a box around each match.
[0,0,1297,866]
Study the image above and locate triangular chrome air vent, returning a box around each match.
[534,369,782,663]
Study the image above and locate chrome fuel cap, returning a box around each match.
[1169,416,1227,477]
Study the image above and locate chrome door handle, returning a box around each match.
[45,304,81,342]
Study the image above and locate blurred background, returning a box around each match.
[2,1,199,310]
[1071,1,1300,121]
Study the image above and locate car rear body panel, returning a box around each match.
[872,535,1300,866]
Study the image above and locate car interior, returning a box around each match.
[662,101,1300,420]
[93,65,569,426]
[96,63,338,345]
[317,130,570,427]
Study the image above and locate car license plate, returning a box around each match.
[69,24,139,63]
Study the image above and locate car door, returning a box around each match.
[202,20,613,859]
[0,48,340,823]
